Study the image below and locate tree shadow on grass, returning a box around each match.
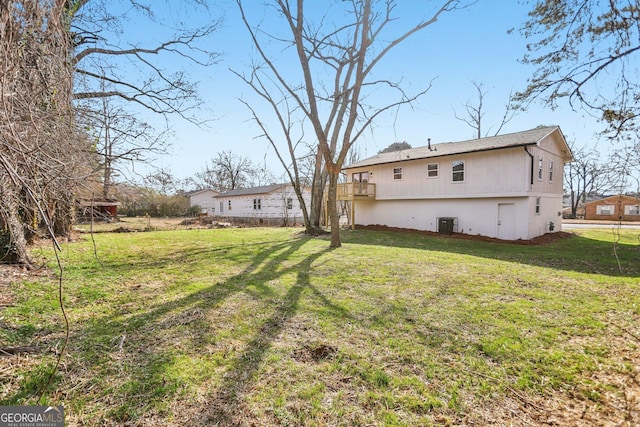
[26,234,351,424]
[196,242,344,426]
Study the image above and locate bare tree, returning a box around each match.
[515,1,640,138]
[144,167,178,196]
[194,151,257,192]
[69,0,220,122]
[235,0,466,247]
[1,1,87,267]
[0,0,221,265]
[564,143,613,218]
[70,0,221,200]
[608,138,640,194]
[379,142,412,154]
[454,81,515,139]
[80,96,172,199]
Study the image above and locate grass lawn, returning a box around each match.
[1,226,639,426]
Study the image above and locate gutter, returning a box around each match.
[524,146,534,185]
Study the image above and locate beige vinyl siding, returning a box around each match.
[363,147,531,200]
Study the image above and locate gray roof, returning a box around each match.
[186,188,220,197]
[345,126,565,169]
[219,183,289,197]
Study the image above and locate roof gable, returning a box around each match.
[345,126,571,169]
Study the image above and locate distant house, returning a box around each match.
[584,195,640,221]
[340,126,573,240]
[213,183,311,226]
[188,189,220,215]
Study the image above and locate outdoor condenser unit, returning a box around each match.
[437,217,457,235]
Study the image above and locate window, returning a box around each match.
[625,205,640,215]
[538,156,543,180]
[427,163,438,178]
[596,205,615,215]
[352,171,369,183]
[286,198,293,210]
[393,167,403,180]
[549,160,554,182]
[352,171,369,195]
[220,201,224,213]
[253,198,261,210]
[535,197,541,214]
[452,160,464,182]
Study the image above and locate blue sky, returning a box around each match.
[119,0,610,182]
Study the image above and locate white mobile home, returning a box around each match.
[214,183,311,226]
[341,126,573,240]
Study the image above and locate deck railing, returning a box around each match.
[336,182,376,200]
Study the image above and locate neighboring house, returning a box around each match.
[188,189,220,215]
[584,195,640,221]
[340,126,573,240]
[214,183,311,226]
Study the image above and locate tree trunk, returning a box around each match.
[52,194,75,238]
[306,150,325,232]
[327,170,341,248]
[0,182,34,268]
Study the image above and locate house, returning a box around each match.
[188,189,220,215]
[584,195,640,221]
[340,126,573,240]
[213,183,311,226]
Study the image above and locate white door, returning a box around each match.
[497,203,516,240]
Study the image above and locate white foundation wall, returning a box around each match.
[353,197,556,240]
[527,195,564,239]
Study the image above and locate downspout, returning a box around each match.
[524,146,534,186]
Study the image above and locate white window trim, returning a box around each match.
[393,167,403,181]
[452,160,465,183]
[549,160,554,182]
[537,156,543,181]
[596,205,615,215]
[624,205,640,215]
[535,197,541,215]
[427,162,439,178]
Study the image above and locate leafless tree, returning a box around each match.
[608,137,640,195]
[1,1,89,267]
[193,151,261,193]
[79,96,172,199]
[379,142,412,154]
[69,0,220,122]
[235,0,466,247]
[515,1,640,139]
[454,81,515,139]
[0,0,221,266]
[564,142,613,218]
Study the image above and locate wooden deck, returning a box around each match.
[336,182,376,200]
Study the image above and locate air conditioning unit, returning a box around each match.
[437,217,457,235]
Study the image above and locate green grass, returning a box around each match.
[1,227,639,426]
